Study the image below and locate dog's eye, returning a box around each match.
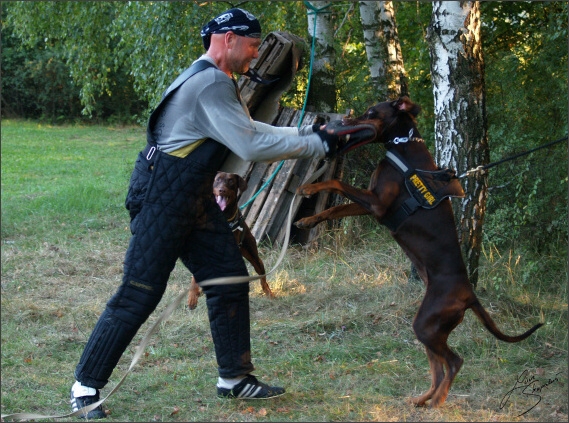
[365,109,377,119]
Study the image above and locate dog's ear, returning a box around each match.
[236,175,248,195]
[394,96,421,117]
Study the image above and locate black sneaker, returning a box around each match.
[217,374,285,399]
[70,387,107,419]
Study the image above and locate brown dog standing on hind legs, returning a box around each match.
[188,172,273,309]
[294,96,543,408]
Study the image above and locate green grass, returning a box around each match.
[1,120,567,422]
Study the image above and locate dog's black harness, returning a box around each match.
[227,209,246,232]
[381,139,465,232]
[227,210,247,247]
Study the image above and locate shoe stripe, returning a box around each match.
[237,383,263,398]
[237,384,253,398]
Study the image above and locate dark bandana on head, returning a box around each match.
[201,8,261,50]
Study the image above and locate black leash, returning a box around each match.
[459,135,568,178]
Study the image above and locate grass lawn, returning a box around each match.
[1,120,567,422]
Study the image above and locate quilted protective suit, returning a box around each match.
[74,66,253,389]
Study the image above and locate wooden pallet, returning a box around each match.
[221,32,344,246]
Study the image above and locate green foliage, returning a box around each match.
[0,9,82,121]
[393,1,435,143]
[3,2,147,122]
[6,2,115,115]
[481,1,568,253]
[4,1,314,119]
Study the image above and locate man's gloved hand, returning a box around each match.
[316,120,378,157]
[316,128,341,158]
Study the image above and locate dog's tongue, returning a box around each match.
[216,195,227,211]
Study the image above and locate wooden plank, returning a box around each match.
[239,161,268,217]
[238,32,293,116]
[268,109,346,245]
[244,161,280,228]
[306,156,340,243]
[260,109,323,244]
[251,158,297,242]
[238,35,278,106]
[220,153,252,176]
[274,157,323,245]
[273,107,297,126]
[265,157,310,242]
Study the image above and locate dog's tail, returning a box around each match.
[470,300,543,342]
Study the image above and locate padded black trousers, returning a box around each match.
[75,141,254,389]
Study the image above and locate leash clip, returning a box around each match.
[146,146,156,161]
[391,129,414,145]
[392,136,409,144]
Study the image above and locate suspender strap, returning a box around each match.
[162,60,216,99]
[145,60,217,152]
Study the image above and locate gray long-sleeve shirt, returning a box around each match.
[154,55,326,162]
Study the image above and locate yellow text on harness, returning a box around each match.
[409,174,436,205]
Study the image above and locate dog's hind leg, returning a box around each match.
[412,295,465,407]
[409,347,445,407]
[429,349,463,408]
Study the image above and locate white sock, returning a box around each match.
[217,375,246,389]
[71,380,97,397]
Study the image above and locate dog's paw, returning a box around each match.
[294,218,317,229]
[187,295,200,310]
[296,183,321,197]
[408,396,428,408]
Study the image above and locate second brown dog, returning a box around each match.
[187,172,274,309]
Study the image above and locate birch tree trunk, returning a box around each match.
[359,1,407,99]
[300,2,339,245]
[306,1,337,112]
[427,1,489,286]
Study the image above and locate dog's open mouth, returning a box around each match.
[216,195,228,211]
[334,122,378,155]
[338,126,377,154]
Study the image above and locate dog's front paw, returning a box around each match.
[294,218,317,229]
[187,289,202,310]
[187,296,199,310]
[296,184,317,197]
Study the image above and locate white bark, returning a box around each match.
[428,1,489,286]
[359,1,406,99]
[306,1,336,112]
